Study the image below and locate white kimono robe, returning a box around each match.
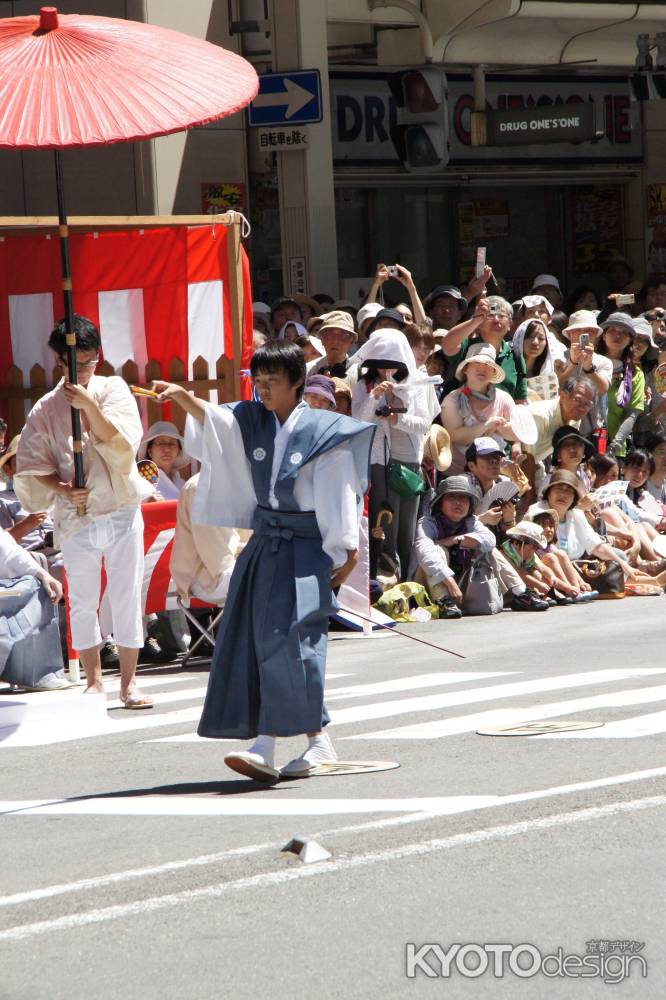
[185,401,364,569]
[13,375,144,543]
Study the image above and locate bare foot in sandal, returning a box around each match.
[120,689,154,710]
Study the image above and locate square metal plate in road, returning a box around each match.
[248,70,322,127]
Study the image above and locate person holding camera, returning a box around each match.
[556,311,612,398]
[597,313,645,457]
[440,295,528,402]
[366,263,427,325]
[352,329,436,581]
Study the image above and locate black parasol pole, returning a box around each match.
[54,149,86,508]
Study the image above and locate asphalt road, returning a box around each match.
[1,598,665,999]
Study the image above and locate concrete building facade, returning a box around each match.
[2,1,666,305]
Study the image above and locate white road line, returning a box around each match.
[537,708,666,739]
[104,676,199,692]
[3,762,666,820]
[144,733,212,743]
[325,671,516,700]
[0,795,498,817]
[80,706,204,734]
[344,682,666,740]
[329,667,666,726]
[5,668,665,748]
[2,765,666,911]
[0,706,204,747]
[0,813,439,911]
[0,841,278,909]
[107,687,207,709]
[2,795,665,941]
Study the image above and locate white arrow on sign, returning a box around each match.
[253,78,314,120]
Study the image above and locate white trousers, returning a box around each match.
[61,506,144,650]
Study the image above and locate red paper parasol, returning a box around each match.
[0,7,258,148]
[0,6,258,500]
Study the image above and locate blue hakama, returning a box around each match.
[187,400,374,740]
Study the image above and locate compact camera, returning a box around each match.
[375,403,407,417]
[488,303,501,316]
[387,265,399,277]
[579,333,590,348]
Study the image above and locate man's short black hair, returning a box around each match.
[250,340,306,397]
[48,315,101,358]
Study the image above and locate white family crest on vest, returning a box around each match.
[253,447,267,461]
[290,452,303,465]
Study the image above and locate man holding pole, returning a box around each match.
[153,341,375,781]
[14,315,153,709]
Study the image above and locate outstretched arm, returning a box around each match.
[151,381,207,425]
[395,265,427,324]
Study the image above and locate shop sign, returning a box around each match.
[201,182,246,214]
[484,103,601,145]
[329,72,641,167]
[568,186,624,275]
[458,200,510,281]
[646,184,666,276]
[289,255,308,296]
[257,127,309,151]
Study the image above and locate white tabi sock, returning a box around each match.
[247,734,276,767]
[304,731,337,763]
[279,731,337,776]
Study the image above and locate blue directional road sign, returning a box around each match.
[248,70,322,127]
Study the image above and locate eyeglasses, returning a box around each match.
[61,356,99,370]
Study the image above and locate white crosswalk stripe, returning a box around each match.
[325,671,516,700]
[344,683,666,741]
[329,668,666,727]
[107,687,207,709]
[3,664,666,748]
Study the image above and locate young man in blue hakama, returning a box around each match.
[154,341,374,783]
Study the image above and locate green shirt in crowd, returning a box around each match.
[607,364,645,455]
[446,337,528,401]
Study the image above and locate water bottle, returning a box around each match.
[593,425,607,455]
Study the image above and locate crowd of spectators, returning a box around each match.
[250,264,666,619]
[2,262,666,693]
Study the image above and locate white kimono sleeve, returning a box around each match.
[0,530,40,580]
[185,405,256,529]
[309,444,363,568]
[92,376,143,477]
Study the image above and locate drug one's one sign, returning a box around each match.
[485,103,603,145]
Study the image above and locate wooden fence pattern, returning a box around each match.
[0,354,237,439]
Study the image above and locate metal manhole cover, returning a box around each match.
[476,720,605,737]
[309,760,400,776]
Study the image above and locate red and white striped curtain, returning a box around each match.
[0,223,253,393]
